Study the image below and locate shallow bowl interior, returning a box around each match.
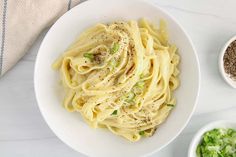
[34,0,200,156]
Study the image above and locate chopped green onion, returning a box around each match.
[109,59,117,70]
[227,128,235,136]
[139,131,145,136]
[196,145,201,157]
[140,73,145,79]
[83,53,94,60]
[110,43,120,54]
[125,92,135,103]
[135,81,145,88]
[167,104,175,107]
[133,87,142,95]
[196,128,236,157]
[111,110,117,115]
[140,73,149,79]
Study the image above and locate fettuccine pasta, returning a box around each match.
[52,18,180,142]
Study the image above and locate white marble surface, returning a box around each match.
[0,0,236,156]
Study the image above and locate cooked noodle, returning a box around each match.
[52,18,180,142]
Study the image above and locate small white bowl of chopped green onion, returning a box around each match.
[188,120,236,157]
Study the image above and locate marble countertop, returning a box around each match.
[0,0,236,156]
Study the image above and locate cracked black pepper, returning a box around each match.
[223,40,236,80]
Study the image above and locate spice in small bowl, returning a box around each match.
[219,36,236,88]
[223,40,236,80]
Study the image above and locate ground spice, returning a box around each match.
[223,40,236,80]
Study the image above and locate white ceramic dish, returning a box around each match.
[188,120,236,157]
[34,0,200,156]
[219,35,236,88]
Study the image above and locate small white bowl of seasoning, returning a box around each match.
[219,35,236,88]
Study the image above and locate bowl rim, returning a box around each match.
[188,120,236,157]
[34,0,201,156]
[218,35,236,89]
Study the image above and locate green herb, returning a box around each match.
[196,128,236,157]
[135,81,145,88]
[125,92,135,103]
[166,104,175,107]
[133,87,142,95]
[83,53,94,61]
[140,73,149,79]
[196,145,201,157]
[110,43,120,54]
[111,110,117,115]
[139,131,145,136]
[109,59,117,70]
[132,81,145,95]
[140,73,145,79]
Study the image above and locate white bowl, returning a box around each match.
[188,120,236,157]
[219,35,236,88]
[34,0,200,156]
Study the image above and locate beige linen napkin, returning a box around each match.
[0,0,80,77]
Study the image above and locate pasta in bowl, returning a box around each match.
[52,19,180,142]
[34,0,200,156]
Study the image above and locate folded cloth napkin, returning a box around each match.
[0,0,80,77]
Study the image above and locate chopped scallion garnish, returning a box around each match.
[110,43,120,54]
[140,73,145,79]
[83,52,94,61]
[135,81,145,88]
[167,104,175,107]
[125,92,135,103]
[139,131,145,136]
[140,73,149,79]
[111,110,117,115]
[109,59,117,70]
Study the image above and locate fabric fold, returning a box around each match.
[0,0,80,77]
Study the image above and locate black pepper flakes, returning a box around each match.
[224,40,236,80]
